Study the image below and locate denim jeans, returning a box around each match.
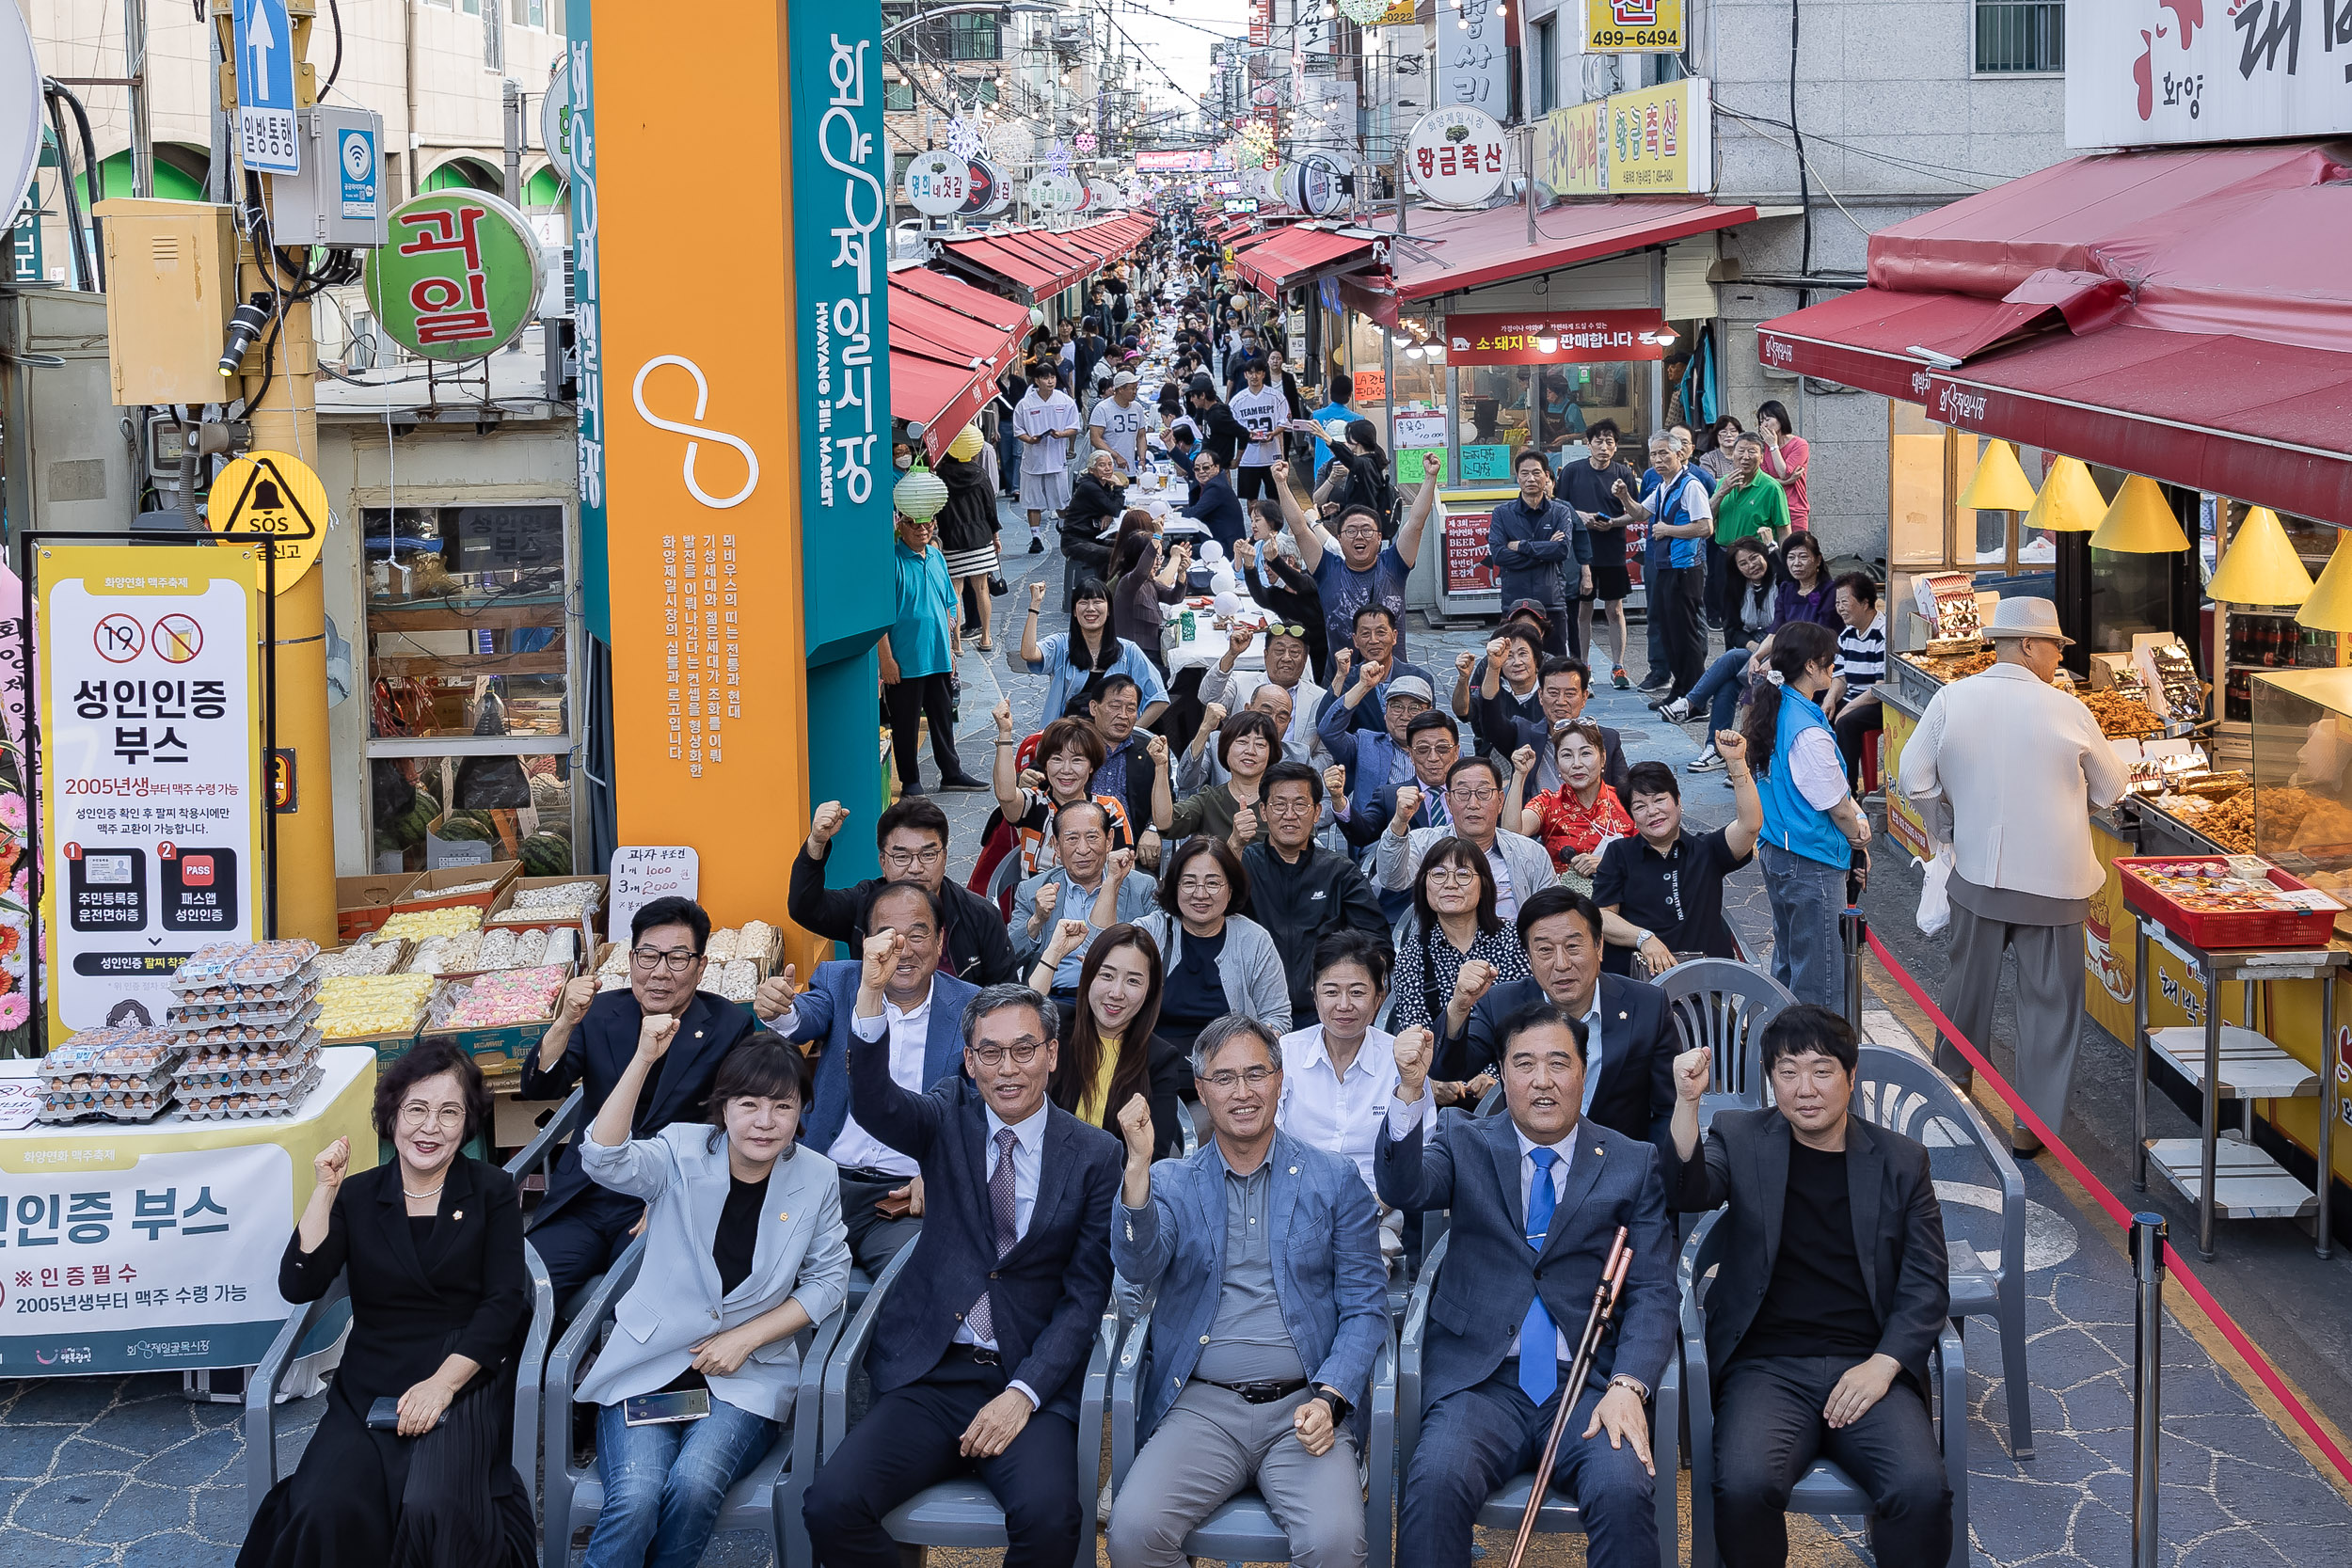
[583,1394,780,1568]
[1689,648,1753,740]
[1759,841,1848,1010]
[997,423,1023,493]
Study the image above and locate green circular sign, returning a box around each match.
[363,190,547,362]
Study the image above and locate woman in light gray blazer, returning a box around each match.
[1136,835,1294,1056]
[574,1027,850,1568]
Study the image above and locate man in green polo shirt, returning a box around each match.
[1714,432,1790,549]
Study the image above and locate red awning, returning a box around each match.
[1057,213,1155,262]
[887,345,997,457]
[894,266,1028,341]
[1233,225,1380,298]
[1359,198,1757,303]
[1757,141,2352,524]
[935,223,1107,300]
[887,268,1027,458]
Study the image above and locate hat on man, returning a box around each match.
[1385,675,1436,705]
[1982,596,2074,645]
[1112,372,1139,388]
[1502,598,1553,628]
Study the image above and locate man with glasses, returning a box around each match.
[523,895,760,1303]
[1353,708,1467,918]
[1320,672,1434,855]
[1085,674,1176,871]
[1009,802,1159,1020]
[787,796,1019,989]
[1376,753,1559,927]
[1279,453,1442,664]
[766,881,981,1272]
[1243,761,1389,1018]
[803,976,1121,1568]
[1105,1015,1386,1568]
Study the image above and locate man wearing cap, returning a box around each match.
[1320,668,1435,850]
[1089,372,1152,479]
[1897,598,2128,1155]
[1486,449,1588,657]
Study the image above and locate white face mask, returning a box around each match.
[895,455,914,470]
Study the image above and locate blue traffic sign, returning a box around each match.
[232,0,299,174]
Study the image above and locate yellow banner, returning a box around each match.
[1539,102,1606,198]
[1608,78,1705,193]
[1584,0,1684,53]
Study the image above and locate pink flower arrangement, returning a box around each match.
[0,991,29,1029]
[0,791,24,832]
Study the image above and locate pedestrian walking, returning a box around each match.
[1740,622,1871,1009]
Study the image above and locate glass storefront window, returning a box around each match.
[369,752,578,875]
[363,504,570,744]
[1889,403,1953,568]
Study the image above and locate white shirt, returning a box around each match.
[831,981,937,1178]
[1487,847,1519,926]
[954,1096,1050,1409]
[1014,389,1081,475]
[1089,395,1151,470]
[1277,1022,1431,1194]
[1230,386,1290,467]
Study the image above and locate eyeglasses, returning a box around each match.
[400,1101,465,1129]
[1177,876,1229,895]
[1265,798,1315,816]
[1425,866,1482,889]
[1200,1065,1276,1090]
[882,845,946,870]
[631,946,700,972]
[1447,785,1499,805]
[1264,623,1308,639]
[967,1037,1047,1068]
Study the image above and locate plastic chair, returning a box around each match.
[1680,1210,1968,1568]
[1108,1311,1397,1568]
[1397,1233,1679,1568]
[541,1233,847,1568]
[245,1240,554,1524]
[1658,960,1797,1126]
[818,1243,1113,1568]
[987,850,1026,922]
[502,1086,584,1193]
[1853,1041,2033,1461]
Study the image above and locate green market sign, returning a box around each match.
[363,190,546,361]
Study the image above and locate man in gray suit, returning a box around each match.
[1106,1015,1388,1568]
[1375,1004,1677,1568]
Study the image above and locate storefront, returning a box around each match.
[1773,141,2352,1247]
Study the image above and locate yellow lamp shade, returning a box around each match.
[2090,474,2189,553]
[2024,457,2106,534]
[2206,507,2312,607]
[1958,439,2039,512]
[2297,531,2352,631]
[947,423,986,463]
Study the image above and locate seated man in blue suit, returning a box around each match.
[1441,886,1676,1149]
[1667,1005,1953,1568]
[764,880,979,1273]
[524,895,762,1304]
[1106,1014,1387,1568]
[803,960,1122,1568]
[1376,1003,1677,1568]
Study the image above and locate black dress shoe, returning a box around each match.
[934,775,990,792]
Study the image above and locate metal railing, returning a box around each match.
[1975,1,2064,73]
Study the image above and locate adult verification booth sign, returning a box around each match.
[36,548,265,1037]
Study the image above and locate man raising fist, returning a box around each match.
[787,795,1019,987]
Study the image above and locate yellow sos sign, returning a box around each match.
[206,450,329,593]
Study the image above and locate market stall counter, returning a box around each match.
[0,1045,375,1375]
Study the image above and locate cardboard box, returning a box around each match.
[484,877,608,958]
[342,1025,422,1068]
[394,863,520,914]
[494,1090,563,1150]
[337,873,423,942]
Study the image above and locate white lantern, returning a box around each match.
[1198,539,1227,562]
[1209,567,1237,594]
[1213,591,1244,617]
[894,464,949,523]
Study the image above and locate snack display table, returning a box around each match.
[0,1046,375,1375]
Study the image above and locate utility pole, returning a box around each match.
[125,0,153,197]
[210,0,337,946]
[501,78,523,206]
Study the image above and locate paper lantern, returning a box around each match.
[2023,457,2105,534]
[2089,474,2189,554]
[893,464,949,523]
[1213,590,1244,616]
[946,424,986,462]
[1957,439,2038,513]
[1209,567,1237,594]
[2206,507,2312,607]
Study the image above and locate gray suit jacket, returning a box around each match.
[1011,865,1160,974]
[574,1125,852,1420]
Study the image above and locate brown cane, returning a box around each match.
[1504,1227,1635,1568]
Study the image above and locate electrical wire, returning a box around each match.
[322,0,344,98]
[1788,0,1810,288]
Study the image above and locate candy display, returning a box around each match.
[315,940,408,978]
[432,965,568,1029]
[377,906,485,941]
[319,973,438,1038]
[703,922,778,965]
[400,877,503,900]
[709,958,760,1003]
[2117,854,2341,947]
[405,930,485,975]
[491,880,602,925]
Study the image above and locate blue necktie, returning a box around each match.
[1519,1148,1560,1405]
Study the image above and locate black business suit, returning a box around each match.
[238,1158,531,1568]
[1442,974,1677,1148]
[516,986,755,1301]
[1670,1109,1953,1567]
[803,1008,1122,1568]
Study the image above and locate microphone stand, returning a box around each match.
[1504,1225,1634,1568]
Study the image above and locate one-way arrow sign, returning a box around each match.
[232,0,299,174]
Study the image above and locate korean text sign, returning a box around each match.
[363,192,545,362]
[2068,2,2352,149]
[1445,309,1670,366]
[1583,0,1683,53]
[37,547,263,1037]
[0,1050,376,1374]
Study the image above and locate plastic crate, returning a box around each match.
[2115,855,2341,950]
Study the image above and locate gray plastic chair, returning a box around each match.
[1853,1041,2033,1461]
[541,1233,846,1568]
[1659,959,1796,1126]
[245,1239,554,1523]
[1108,1310,1397,1568]
[1397,1233,1679,1567]
[1680,1210,1969,1568]
[817,1243,1113,1568]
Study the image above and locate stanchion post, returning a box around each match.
[2133,923,2151,1192]
[2130,1212,2166,1568]
[1843,905,1866,1034]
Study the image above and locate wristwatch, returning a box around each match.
[1313,1387,1353,1424]
[1633,928,1655,949]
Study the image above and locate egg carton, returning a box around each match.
[176,1040,323,1094]
[168,1002,325,1049]
[39,1085,176,1123]
[169,940,322,993]
[40,1025,183,1079]
[167,984,322,1029]
[180,1027,326,1075]
[178,1064,325,1121]
[43,1065,182,1096]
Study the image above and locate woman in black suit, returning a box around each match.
[1032,922,1187,1158]
[240,1037,532,1568]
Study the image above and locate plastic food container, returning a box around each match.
[170,939,322,991]
[168,1002,325,1048]
[2115,855,2343,949]
[167,983,322,1027]
[180,1063,325,1120]
[40,1025,182,1078]
[181,1027,326,1075]
[176,1040,323,1094]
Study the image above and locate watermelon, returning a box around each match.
[433,813,492,843]
[519,833,572,877]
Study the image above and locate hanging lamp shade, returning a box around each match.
[2023,456,2106,533]
[894,464,949,523]
[947,423,986,463]
[2089,474,2189,553]
[1958,439,2038,513]
[2297,531,2352,631]
[2206,507,2312,607]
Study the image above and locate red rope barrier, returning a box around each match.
[1862,927,2352,1489]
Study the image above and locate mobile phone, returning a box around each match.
[366,1397,448,1433]
[624,1388,712,1426]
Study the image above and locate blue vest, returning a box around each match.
[1758,686,1850,867]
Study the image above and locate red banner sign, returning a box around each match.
[1444,309,1672,365]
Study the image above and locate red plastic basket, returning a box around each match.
[2115,856,2341,950]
